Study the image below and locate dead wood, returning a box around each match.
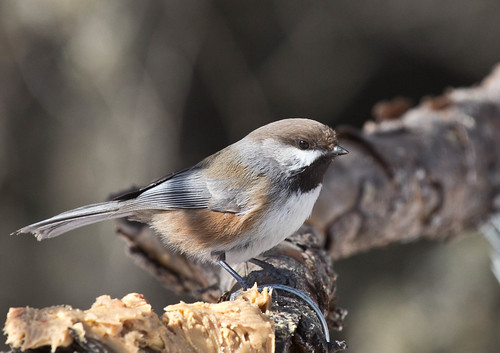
[115,65,500,352]
[311,67,500,259]
[4,65,500,353]
[4,290,276,353]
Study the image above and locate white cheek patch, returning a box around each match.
[262,139,323,170]
[290,148,323,168]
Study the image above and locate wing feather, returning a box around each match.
[118,167,212,211]
[116,165,251,214]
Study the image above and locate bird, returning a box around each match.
[13,118,347,342]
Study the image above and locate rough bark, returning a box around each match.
[116,222,346,352]
[115,65,500,351]
[311,75,500,259]
[4,65,500,353]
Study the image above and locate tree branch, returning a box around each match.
[312,67,500,259]
[115,65,500,351]
[5,65,500,353]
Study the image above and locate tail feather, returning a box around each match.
[13,201,134,240]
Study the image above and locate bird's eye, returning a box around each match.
[298,139,310,150]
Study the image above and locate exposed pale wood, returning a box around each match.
[5,65,500,353]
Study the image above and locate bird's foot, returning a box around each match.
[218,259,251,289]
[229,283,331,344]
[220,258,331,344]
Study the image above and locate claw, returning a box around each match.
[219,259,331,343]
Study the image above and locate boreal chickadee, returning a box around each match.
[14,118,347,344]
[14,118,347,265]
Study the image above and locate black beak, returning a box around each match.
[329,145,348,157]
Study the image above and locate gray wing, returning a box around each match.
[119,167,246,214]
[14,166,249,240]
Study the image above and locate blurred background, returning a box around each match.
[1,1,500,352]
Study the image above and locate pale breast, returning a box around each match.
[224,185,322,263]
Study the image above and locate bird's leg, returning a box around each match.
[214,251,251,289]
[245,257,331,344]
[216,254,331,343]
[254,283,331,344]
[248,257,275,270]
[248,257,292,282]
[218,259,251,289]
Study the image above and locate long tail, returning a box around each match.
[12,201,135,240]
